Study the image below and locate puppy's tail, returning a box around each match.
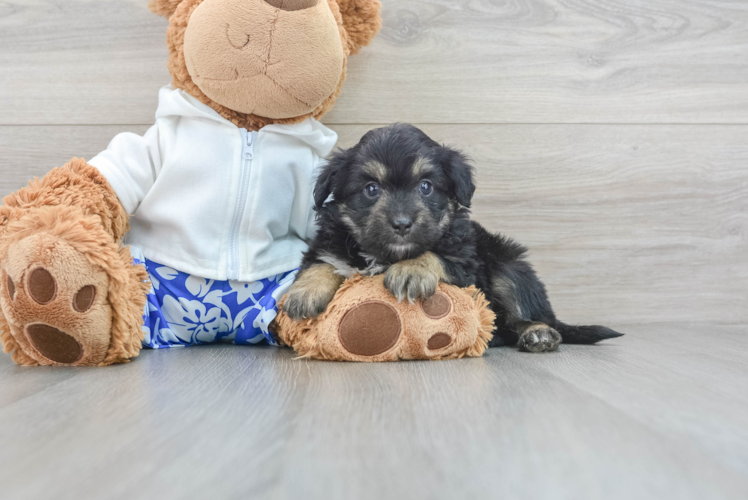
[553,321,624,345]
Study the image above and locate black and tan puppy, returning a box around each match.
[284,124,622,352]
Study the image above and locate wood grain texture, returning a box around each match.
[0,326,747,500]
[0,126,149,191]
[2,124,745,326]
[1,0,747,125]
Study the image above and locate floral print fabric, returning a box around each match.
[131,247,296,348]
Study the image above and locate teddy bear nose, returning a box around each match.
[264,0,318,11]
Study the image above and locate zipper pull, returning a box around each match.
[244,132,254,160]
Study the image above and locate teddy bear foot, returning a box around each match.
[274,275,496,362]
[337,297,459,358]
[1,232,113,366]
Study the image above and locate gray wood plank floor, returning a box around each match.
[0,325,747,500]
[1,0,746,498]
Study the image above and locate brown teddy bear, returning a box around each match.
[0,0,491,366]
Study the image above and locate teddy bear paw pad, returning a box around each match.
[338,301,401,356]
[427,332,452,350]
[26,324,83,364]
[73,285,96,313]
[6,275,15,300]
[28,267,57,304]
[421,292,451,319]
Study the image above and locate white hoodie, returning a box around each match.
[89,85,337,282]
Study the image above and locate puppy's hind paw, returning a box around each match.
[518,323,562,353]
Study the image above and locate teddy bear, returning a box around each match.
[0,0,492,366]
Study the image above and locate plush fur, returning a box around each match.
[284,124,624,352]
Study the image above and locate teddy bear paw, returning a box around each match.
[1,233,112,366]
[335,289,468,360]
[275,276,494,362]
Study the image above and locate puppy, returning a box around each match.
[284,124,622,352]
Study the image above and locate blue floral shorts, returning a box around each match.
[131,247,297,349]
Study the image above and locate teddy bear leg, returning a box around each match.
[0,207,149,366]
[275,276,495,362]
[333,286,495,361]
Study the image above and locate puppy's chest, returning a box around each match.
[317,251,387,278]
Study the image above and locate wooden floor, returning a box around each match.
[1,0,747,498]
[0,325,746,499]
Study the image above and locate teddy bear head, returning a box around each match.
[149,0,381,130]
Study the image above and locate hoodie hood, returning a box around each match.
[155,85,338,158]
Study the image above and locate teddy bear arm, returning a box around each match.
[0,160,148,366]
[1,158,129,244]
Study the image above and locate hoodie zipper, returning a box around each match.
[227,128,255,280]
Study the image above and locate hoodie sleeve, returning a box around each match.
[88,124,162,215]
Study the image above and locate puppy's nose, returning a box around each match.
[264,0,318,11]
[392,217,413,236]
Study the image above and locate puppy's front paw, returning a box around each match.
[283,287,334,320]
[518,323,562,353]
[282,264,344,320]
[384,256,442,303]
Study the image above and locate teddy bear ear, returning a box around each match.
[148,0,185,18]
[335,0,383,55]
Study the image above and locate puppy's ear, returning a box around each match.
[314,148,347,208]
[335,0,383,55]
[438,147,476,208]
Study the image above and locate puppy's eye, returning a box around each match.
[365,183,380,198]
[419,180,434,196]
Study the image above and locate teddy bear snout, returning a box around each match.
[183,0,345,118]
[264,0,318,11]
